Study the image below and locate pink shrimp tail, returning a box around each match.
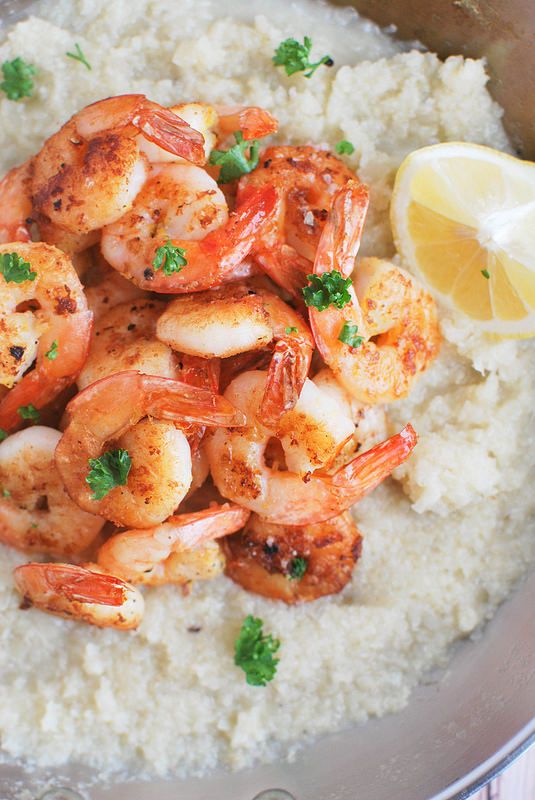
[142,375,246,428]
[260,338,311,426]
[14,563,127,606]
[168,503,251,549]
[217,106,278,140]
[315,180,370,278]
[134,104,206,165]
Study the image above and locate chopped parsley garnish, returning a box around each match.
[45,340,59,361]
[2,488,11,498]
[152,241,187,276]
[481,269,490,279]
[338,322,363,348]
[288,557,308,580]
[273,36,333,78]
[302,271,352,311]
[335,140,355,156]
[209,130,260,184]
[285,326,298,335]
[234,615,280,687]
[0,57,36,101]
[0,252,36,284]
[17,404,40,422]
[66,43,91,71]
[86,448,132,501]
[0,429,7,442]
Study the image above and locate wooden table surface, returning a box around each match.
[471,746,535,799]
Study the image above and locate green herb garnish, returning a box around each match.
[288,557,308,580]
[338,322,363,348]
[273,36,333,78]
[0,429,7,442]
[0,252,36,284]
[285,326,298,335]
[66,44,91,71]
[45,340,59,361]
[209,130,260,184]
[234,615,280,687]
[335,140,355,156]
[481,269,490,279]
[2,488,11,498]
[152,241,187,276]
[17,404,39,422]
[86,449,132,501]
[0,57,36,101]
[302,271,352,311]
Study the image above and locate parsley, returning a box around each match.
[66,43,91,71]
[338,322,363,348]
[302,271,352,311]
[152,241,187,276]
[30,522,38,528]
[234,615,280,687]
[0,252,36,284]
[86,448,132,501]
[17,404,39,422]
[0,429,7,442]
[288,557,308,580]
[2,488,11,498]
[273,36,333,78]
[0,57,36,101]
[209,131,260,184]
[45,340,59,361]
[335,140,355,156]
[481,269,490,279]
[285,326,298,335]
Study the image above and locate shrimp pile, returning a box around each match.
[0,94,440,629]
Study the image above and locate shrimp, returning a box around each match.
[0,160,33,244]
[207,370,417,525]
[309,182,441,404]
[13,562,143,629]
[223,510,362,603]
[31,94,205,237]
[0,426,104,556]
[97,503,249,585]
[237,146,358,296]
[100,159,277,293]
[0,243,92,431]
[55,370,245,528]
[156,282,314,423]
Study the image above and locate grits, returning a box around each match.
[0,0,533,785]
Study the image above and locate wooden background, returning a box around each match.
[472,747,535,799]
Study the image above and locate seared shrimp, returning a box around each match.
[156,282,314,423]
[55,370,245,528]
[13,562,143,629]
[0,243,92,431]
[0,426,104,556]
[223,511,362,603]
[32,94,205,238]
[0,160,33,244]
[101,161,276,292]
[207,370,417,525]
[97,503,249,585]
[238,146,357,296]
[309,182,441,403]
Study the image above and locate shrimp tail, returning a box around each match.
[142,375,246,428]
[316,180,370,278]
[216,106,278,140]
[134,105,206,165]
[260,338,309,425]
[14,563,128,606]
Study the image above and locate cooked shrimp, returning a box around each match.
[0,160,33,244]
[55,370,245,528]
[85,269,149,322]
[32,94,205,237]
[157,282,314,423]
[100,161,277,292]
[0,243,92,431]
[238,146,358,296]
[223,510,362,603]
[97,503,249,585]
[309,182,441,404]
[207,370,417,525]
[13,562,143,629]
[0,426,104,556]
[78,299,179,389]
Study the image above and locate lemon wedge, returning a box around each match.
[390,142,535,337]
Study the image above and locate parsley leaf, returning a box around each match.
[86,449,132,501]
[285,326,298,335]
[45,340,59,361]
[302,271,352,311]
[2,487,11,498]
[66,43,91,71]
[335,140,355,156]
[18,404,40,422]
[273,36,333,78]
[0,429,7,442]
[288,557,308,580]
[481,269,490,279]
[152,241,187,276]
[0,252,36,284]
[338,322,363,348]
[209,131,260,184]
[0,57,36,101]
[234,615,280,687]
